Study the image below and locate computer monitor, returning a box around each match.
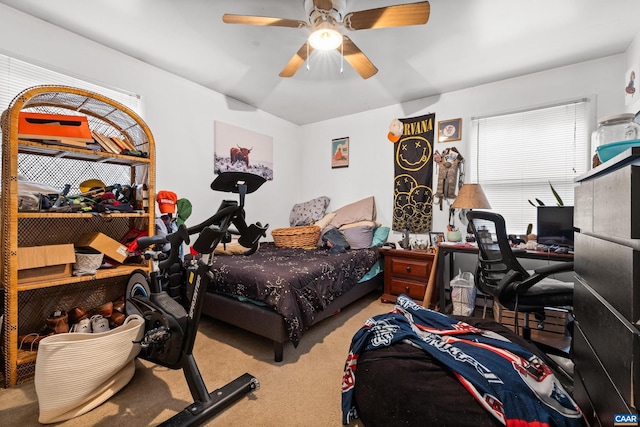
[536,206,575,248]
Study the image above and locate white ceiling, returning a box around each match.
[2,0,639,125]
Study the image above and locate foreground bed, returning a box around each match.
[197,242,383,362]
[347,299,585,427]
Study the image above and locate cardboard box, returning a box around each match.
[18,244,76,283]
[18,112,93,143]
[75,232,128,263]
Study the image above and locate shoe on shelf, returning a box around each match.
[68,306,88,324]
[46,310,69,334]
[94,301,113,318]
[70,317,92,333]
[112,295,125,314]
[18,332,53,351]
[109,311,126,328]
[90,315,110,333]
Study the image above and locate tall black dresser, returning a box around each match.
[574,148,640,426]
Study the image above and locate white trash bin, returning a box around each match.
[450,270,476,316]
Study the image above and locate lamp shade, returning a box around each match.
[451,183,491,209]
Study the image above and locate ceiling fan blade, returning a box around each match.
[222,14,308,29]
[313,0,334,11]
[280,43,314,77]
[344,1,430,30]
[341,36,378,79]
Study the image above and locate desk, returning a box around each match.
[433,243,574,313]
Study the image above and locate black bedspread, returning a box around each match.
[207,242,380,346]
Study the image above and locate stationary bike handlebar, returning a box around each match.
[186,200,268,256]
[136,224,190,272]
[185,205,239,236]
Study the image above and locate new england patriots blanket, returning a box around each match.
[341,295,586,427]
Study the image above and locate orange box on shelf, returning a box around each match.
[17,244,76,283]
[18,112,93,142]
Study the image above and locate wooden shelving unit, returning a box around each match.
[1,85,156,387]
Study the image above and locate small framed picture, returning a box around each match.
[438,118,462,142]
[429,232,445,248]
[331,137,349,168]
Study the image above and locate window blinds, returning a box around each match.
[0,54,141,115]
[0,55,143,192]
[469,100,590,235]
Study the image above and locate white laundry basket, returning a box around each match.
[450,271,476,316]
[35,314,144,424]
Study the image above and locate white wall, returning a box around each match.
[0,4,301,232]
[0,4,629,244]
[299,55,626,244]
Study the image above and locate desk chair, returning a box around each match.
[466,211,575,383]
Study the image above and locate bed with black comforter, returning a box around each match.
[198,242,383,361]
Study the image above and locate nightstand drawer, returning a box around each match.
[389,257,430,280]
[380,248,435,304]
[389,278,427,301]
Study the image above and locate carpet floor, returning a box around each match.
[0,291,389,426]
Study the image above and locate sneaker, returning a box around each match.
[70,317,92,333]
[90,315,110,333]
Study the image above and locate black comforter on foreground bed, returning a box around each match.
[207,242,381,346]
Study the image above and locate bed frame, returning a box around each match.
[199,274,383,362]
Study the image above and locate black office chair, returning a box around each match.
[466,211,575,383]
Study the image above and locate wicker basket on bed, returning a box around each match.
[271,225,321,248]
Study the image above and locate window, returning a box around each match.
[468,99,590,234]
[0,55,144,191]
[0,54,141,114]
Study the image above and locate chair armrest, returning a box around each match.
[513,262,574,293]
[533,262,574,276]
[496,269,527,298]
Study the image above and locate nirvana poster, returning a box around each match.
[392,113,435,233]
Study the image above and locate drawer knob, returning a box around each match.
[405,286,410,292]
[405,266,411,273]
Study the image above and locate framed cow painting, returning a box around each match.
[214,120,274,180]
[331,137,349,169]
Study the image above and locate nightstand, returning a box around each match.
[380,248,435,304]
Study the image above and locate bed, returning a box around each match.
[197,242,383,362]
[345,300,584,427]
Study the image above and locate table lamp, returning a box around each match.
[451,183,491,240]
[451,183,491,210]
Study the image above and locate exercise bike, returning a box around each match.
[125,171,268,426]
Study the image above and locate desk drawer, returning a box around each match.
[573,276,640,407]
[388,257,430,280]
[574,233,640,322]
[389,278,426,301]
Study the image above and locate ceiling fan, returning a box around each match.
[222,0,430,79]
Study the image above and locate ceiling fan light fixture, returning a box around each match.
[308,25,342,50]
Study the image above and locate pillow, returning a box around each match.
[321,228,350,253]
[313,212,337,231]
[317,224,336,248]
[371,226,390,247]
[289,196,331,227]
[339,220,378,230]
[341,225,375,249]
[329,196,376,228]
